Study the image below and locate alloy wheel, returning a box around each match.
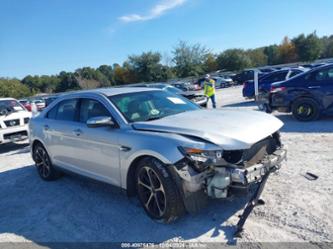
[297,104,313,118]
[34,147,51,178]
[137,166,166,218]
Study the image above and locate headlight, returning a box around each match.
[178,146,223,172]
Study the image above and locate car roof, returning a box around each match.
[59,87,160,98]
[0,98,16,101]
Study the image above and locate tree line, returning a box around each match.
[1,32,333,99]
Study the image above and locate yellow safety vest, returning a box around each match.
[204,79,216,97]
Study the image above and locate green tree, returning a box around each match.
[321,35,333,58]
[75,67,110,87]
[0,78,31,98]
[97,65,115,85]
[172,41,209,78]
[246,48,268,67]
[55,71,80,92]
[112,64,137,85]
[293,32,322,61]
[278,36,298,63]
[203,53,218,73]
[264,45,280,65]
[217,49,252,71]
[126,52,168,82]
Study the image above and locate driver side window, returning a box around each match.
[312,67,333,83]
[79,99,110,123]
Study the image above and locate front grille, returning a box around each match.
[223,132,280,166]
[242,137,278,166]
[4,119,20,127]
[3,130,28,140]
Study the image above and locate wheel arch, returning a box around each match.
[31,139,51,161]
[290,95,322,110]
[125,153,175,197]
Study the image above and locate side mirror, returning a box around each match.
[86,116,115,128]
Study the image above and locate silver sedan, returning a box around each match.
[29,87,286,222]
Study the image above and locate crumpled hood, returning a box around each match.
[132,109,283,150]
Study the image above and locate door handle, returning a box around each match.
[308,86,320,89]
[73,128,83,136]
[120,145,131,152]
[44,125,50,131]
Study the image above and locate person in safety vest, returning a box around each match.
[203,74,216,108]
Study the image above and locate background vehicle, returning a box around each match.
[29,88,285,222]
[233,69,267,85]
[127,83,208,107]
[212,76,233,88]
[242,68,306,99]
[19,99,32,111]
[31,99,46,111]
[42,94,62,107]
[268,64,333,121]
[0,98,31,144]
[169,82,196,91]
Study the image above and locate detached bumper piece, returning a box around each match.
[234,170,271,238]
[233,148,287,238]
[231,148,286,185]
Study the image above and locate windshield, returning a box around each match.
[0,100,25,115]
[109,90,200,123]
[165,86,183,94]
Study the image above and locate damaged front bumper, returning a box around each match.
[173,147,287,208]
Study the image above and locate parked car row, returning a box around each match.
[242,68,308,99]
[19,98,46,112]
[258,63,333,121]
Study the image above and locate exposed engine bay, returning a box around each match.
[173,132,287,210]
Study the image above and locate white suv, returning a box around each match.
[0,98,32,144]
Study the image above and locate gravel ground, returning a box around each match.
[0,86,332,246]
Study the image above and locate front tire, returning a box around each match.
[291,98,320,121]
[135,158,185,223]
[33,143,62,181]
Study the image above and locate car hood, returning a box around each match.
[0,110,31,120]
[180,91,205,98]
[132,109,283,150]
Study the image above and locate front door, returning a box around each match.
[69,98,121,186]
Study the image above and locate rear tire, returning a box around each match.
[33,143,62,181]
[135,157,185,223]
[291,98,320,121]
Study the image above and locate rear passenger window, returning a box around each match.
[290,71,300,78]
[79,99,110,123]
[55,99,79,121]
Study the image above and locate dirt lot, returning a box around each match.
[0,86,332,245]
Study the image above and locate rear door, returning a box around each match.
[43,98,81,167]
[307,66,333,113]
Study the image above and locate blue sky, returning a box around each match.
[1,0,332,79]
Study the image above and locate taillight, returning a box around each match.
[270,86,286,93]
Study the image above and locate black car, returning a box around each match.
[127,83,208,107]
[265,64,333,121]
[233,69,267,85]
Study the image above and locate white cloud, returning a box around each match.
[119,0,187,23]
